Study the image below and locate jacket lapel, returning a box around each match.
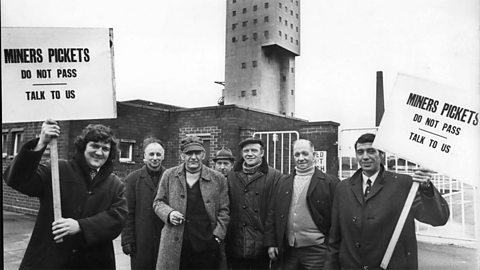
[306,168,323,197]
[349,169,365,206]
[175,165,187,192]
[140,166,156,191]
[365,167,385,202]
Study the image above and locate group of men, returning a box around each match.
[4,119,450,270]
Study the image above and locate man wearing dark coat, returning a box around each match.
[3,119,127,269]
[265,139,339,269]
[325,133,450,270]
[225,137,283,270]
[121,137,166,269]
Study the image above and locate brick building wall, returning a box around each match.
[2,100,339,215]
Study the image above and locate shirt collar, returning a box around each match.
[362,170,379,186]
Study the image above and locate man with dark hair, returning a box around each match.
[265,139,339,269]
[225,137,283,270]
[153,135,229,270]
[3,119,127,269]
[213,147,235,177]
[325,133,450,270]
[121,136,166,269]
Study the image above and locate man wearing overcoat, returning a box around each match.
[153,135,230,269]
[121,137,166,269]
[325,133,450,270]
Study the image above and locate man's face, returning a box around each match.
[242,143,264,167]
[215,159,233,176]
[84,141,111,169]
[293,141,314,170]
[144,143,164,171]
[355,142,383,177]
[181,150,205,171]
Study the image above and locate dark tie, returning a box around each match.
[90,169,97,180]
[364,179,372,197]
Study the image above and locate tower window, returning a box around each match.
[264,2,269,8]
[243,8,247,14]
[296,40,299,45]
[290,10,293,16]
[296,26,299,32]
[233,0,236,3]
[279,30,282,37]
[296,13,299,19]
[253,18,258,24]
[282,75,287,81]
[241,91,246,97]
[279,16,282,22]
[291,67,295,73]
[264,31,269,38]
[241,62,246,69]
[279,3,282,8]
[232,23,237,30]
[242,21,247,27]
[252,32,258,41]
[242,35,248,41]
[264,16,269,22]
[232,10,236,16]
[253,5,257,11]
[252,60,257,67]
[232,37,237,42]
[291,90,294,95]
[252,89,257,96]
[291,23,293,29]
[285,20,288,26]
[285,34,287,40]
[285,6,288,12]
[296,1,299,6]
[290,37,293,43]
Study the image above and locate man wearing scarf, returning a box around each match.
[225,137,283,269]
[121,137,166,269]
[265,139,340,269]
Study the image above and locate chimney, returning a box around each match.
[376,71,385,127]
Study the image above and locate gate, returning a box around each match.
[252,131,299,174]
[339,128,479,245]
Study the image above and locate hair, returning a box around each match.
[143,136,165,152]
[293,139,315,152]
[354,133,385,156]
[74,124,118,165]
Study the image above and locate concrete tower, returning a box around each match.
[225,0,300,116]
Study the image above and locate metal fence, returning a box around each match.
[252,131,299,174]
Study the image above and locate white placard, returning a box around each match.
[374,74,479,186]
[1,27,116,123]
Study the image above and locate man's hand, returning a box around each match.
[268,247,278,260]
[52,218,81,242]
[122,243,136,256]
[413,167,435,188]
[34,119,60,151]
[169,211,185,226]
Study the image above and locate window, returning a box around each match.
[232,23,237,30]
[12,131,23,156]
[233,0,236,3]
[296,13,299,19]
[282,75,287,81]
[242,35,248,41]
[232,10,236,16]
[285,20,288,26]
[243,8,247,13]
[253,18,258,24]
[296,26,299,32]
[252,89,257,96]
[253,5,257,11]
[252,60,257,67]
[290,23,293,29]
[2,131,8,158]
[290,10,293,16]
[242,21,247,27]
[264,2,269,8]
[296,1,299,6]
[232,37,237,42]
[290,37,293,43]
[264,16,269,22]
[291,89,295,95]
[279,16,282,22]
[252,32,258,40]
[241,62,246,69]
[279,30,282,37]
[285,6,288,12]
[264,30,269,38]
[119,139,135,162]
[241,91,246,97]
[285,33,287,40]
[291,67,295,73]
[279,3,282,8]
[296,39,299,45]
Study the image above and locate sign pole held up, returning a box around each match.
[380,181,419,269]
[50,137,63,243]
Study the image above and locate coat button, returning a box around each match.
[355,242,361,248]
[244,189,248,193]
[243,223,247,227]
[280,214,284,219]
[254,209,258,213]
[352,217,357,222]
[363,266,369,270]
[72,249,76,253]
[242,205,247,209]
[255,192,259,195]
[180,195,185,199]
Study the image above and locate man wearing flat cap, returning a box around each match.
[225,137,284,269]
[213,147,235,177]
[153,135,230,269]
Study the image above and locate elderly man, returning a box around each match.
[121,137,166,269]
[153,135,229,270]
[213,147,235,177]
[3,119,127,269]
[265,139,340,269]
[225,137,283,270]
[325,133,450,270]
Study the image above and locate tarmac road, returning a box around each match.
[3,211,479,270]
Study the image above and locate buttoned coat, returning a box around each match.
[3,139,127,269]
[325,166,449,270]
[264,168,339,267]
[153,164,230,270]
[121,165,165,269]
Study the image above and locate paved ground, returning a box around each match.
[3,210,479,269]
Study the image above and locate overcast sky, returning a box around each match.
[2,0,478,130]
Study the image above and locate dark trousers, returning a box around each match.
[228,256,270,270]
[282,244,327,270]
[180,239,219,270]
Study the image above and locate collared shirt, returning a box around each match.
[362,170,379,194]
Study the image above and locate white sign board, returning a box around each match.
[374,74,479,186]
[314,151,327,173]
[1,27,116,123]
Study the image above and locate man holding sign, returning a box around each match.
[4,119,127,269]
[325,133,449,270]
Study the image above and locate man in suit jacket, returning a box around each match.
[265,139,339,269]
[121,137,166,269]
[325,133,450,270]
